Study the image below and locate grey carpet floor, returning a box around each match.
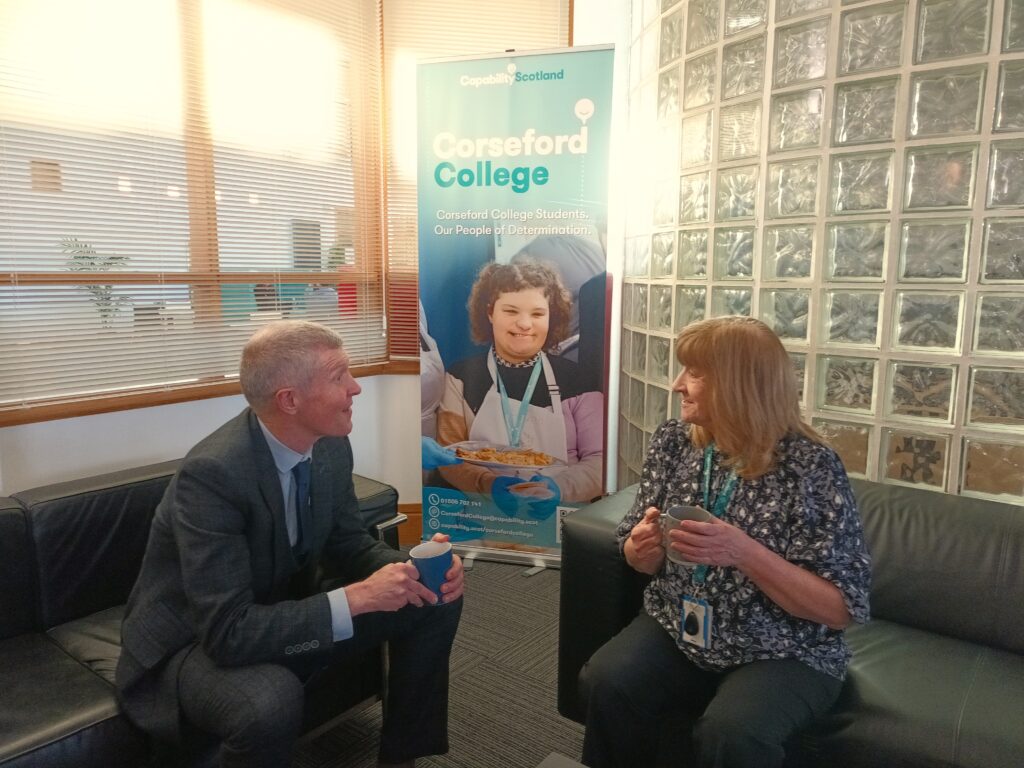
[294,558,585,768]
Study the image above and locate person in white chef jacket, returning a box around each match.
[436,260,604,516]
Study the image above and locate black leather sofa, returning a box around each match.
[0,461,404,768]
[558,478,1024,768]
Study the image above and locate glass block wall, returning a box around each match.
[619,0,1024,503]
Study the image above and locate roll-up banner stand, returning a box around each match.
[418,46,613,568]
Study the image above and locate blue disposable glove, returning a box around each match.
[524,474,561,520]
[421,437,461,470]
[490,475,520,516]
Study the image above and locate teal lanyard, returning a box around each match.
[693,444,738,585]
[495,354,543,448]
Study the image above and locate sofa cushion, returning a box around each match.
[48,605,125,685]
[851,479,1024,655]
[0,633,147,768]
[0,500,36,641]
[956,640,1024,768]
[807,619,1024,768]
[14,461,180,629]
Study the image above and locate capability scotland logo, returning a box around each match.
[459,62,566,88]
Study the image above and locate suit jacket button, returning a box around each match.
[311,639,320,649]
[285,645,294,655]
[302,641,311,651]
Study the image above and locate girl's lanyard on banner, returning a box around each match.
[693,444,738,586]
[496,356,543,448]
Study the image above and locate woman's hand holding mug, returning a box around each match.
[625,506,666,575]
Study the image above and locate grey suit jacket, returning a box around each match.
[115,409,403,742]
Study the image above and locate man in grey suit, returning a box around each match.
[116,320,464,768]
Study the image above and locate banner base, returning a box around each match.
[454,544,561,571]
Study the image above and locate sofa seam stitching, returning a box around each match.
[951,650,985,766]
[994,524,1011,647]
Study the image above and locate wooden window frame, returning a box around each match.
[0,0,421,428]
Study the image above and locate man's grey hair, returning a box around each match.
[239,320,344,413]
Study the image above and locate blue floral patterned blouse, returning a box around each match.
[616,420,871,680]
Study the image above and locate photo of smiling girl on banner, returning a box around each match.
[435,258,604,513]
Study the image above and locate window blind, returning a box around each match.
[0,0,386,424]
[380,0,572,358]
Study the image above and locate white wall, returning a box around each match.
[0,0,629,501]
[575,0,630,492]
[0,376,424,499]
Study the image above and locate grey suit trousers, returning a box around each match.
[176,597,463,768]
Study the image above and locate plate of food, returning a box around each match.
[447,441,565,470]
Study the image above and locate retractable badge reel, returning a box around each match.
[681,596,712,649]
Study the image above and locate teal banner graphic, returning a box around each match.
[418,47,613,558]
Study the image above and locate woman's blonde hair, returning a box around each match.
[676,316,819,479]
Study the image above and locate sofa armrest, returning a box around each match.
[352,473,402,550]
[558,485,648,724]
[374,513,408,542]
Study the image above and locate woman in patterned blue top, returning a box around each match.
[580,316,871,768]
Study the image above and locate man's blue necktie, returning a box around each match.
[291,459,312,561]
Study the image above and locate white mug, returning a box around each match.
[660,504,712,565]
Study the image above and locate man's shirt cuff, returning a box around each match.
[327,586,354,641]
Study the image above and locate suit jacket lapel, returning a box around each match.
[308,442,332,557]
[245,410,295,590]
